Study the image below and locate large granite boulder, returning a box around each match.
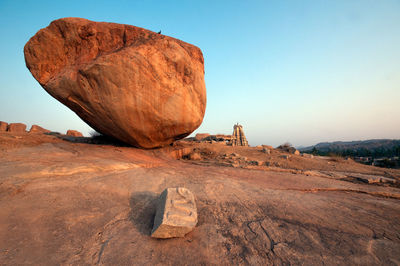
[24,17,206,148]
[151,187,197,238]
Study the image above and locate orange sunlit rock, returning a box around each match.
[24,18,206,148]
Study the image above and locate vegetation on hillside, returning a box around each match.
[302,139,400,169]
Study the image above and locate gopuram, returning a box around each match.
[229,123,248,146]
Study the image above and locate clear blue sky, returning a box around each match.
[0,0,399,147]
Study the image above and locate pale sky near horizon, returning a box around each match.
[0,0,399,147]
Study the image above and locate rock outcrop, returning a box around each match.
[29,125,50,133]
[24,17,206,149]
[188,152,201,160]
[7,123,26,133]
[0,121,7,131]
[66,130,83,137]
[277,144,300,155]
[151,187,197,238]
[195,133,210,141]
[262,146,271,154]
[1,133,400,264]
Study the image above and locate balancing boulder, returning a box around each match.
[24,17,206,148]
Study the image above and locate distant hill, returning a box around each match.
[299,139,400,169]
[298,139,400,168]
[300,139,400,154]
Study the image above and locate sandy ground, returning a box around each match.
[0,132,399,265]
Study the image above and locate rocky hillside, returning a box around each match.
[300,139,400,157]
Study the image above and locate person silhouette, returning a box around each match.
[158,30,161,34]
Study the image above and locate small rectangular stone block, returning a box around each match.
[151,187,197,239]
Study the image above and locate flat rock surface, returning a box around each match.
[24,18,206,148]
[0,132,400,265]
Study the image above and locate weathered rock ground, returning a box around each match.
[1,132,399,265]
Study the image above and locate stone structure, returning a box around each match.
[229,123,248,146]
[24,17,206,149]
[151,187,197,238]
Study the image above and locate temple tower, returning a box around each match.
[229,123,248,146]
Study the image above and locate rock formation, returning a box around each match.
[195,133,210,141]
[66,130,83,137]
[151,187,197,238]
[29,125,50,133]
[188,152,202,160]
[7,123,26,133]
[24,17,206,149]
[262,146,271,154]
[229,123,248,146]
[277,143,300,154]
[0,121,7,131]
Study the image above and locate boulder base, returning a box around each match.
[24,17,206,148]
[151,187,197,238]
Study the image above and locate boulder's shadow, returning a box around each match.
[129,191,159,236]
[46,132,130,147]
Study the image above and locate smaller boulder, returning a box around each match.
[0,121,8,131]
[189,152,202,160]
[248,160,263,166]
[262,145,274,150]
[230,162,240,168]
[66,130,83,137]
[29,125,50,133]
[151,187,197,238]
[277,143,298,154]
[7,123,27,133]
